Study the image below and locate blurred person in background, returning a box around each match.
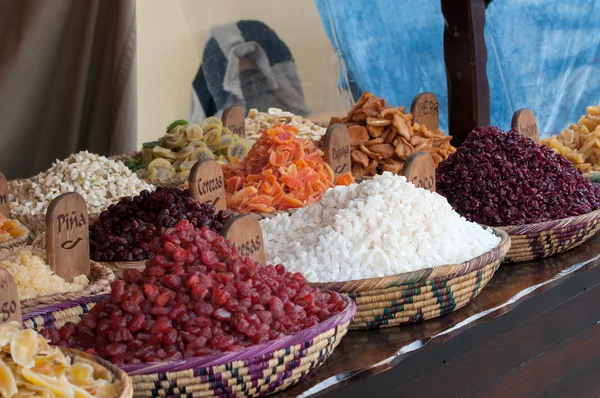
[190,20,309,122]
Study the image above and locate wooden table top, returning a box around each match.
[279,234,600,397]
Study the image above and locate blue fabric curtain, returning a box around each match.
[314,0,600,135]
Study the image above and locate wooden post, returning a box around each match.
[442,0,490,146]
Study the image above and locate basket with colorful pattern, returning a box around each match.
[498,208,600,262]
[309,228,510,330]
[23,294,356,397]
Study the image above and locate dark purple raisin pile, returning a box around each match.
[90,187,234,262]
[436,126,600,226]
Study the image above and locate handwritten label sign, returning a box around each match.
[221,105,246,137]
[46,192,90,281]
[402,152,436,192]
[221,215,266,265]
[410,92,440,131]
[0,269,21,325]
[322,123,351,181]
[512,108,540,144]
[189,160,226,212]
[0,172,8,217]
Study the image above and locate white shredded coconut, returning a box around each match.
[9,151,153,215]
[260,172,501,282]
[0,246,89,299]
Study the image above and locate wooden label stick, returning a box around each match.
[322,123,351,181]
[512,108,540,144]
[0,269,21,325]
[189,160,226,212]
[221,215,266,265]
[221,105,246,137]
[0,172,8,217]
[46,192,90,281]
[402,152,436,192]
[410,92,440,131]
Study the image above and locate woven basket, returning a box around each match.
[20,261,115,313]
[498,208,600,262]
[23,294,356,398]
[0,229,29,250]
[60,348,134,398]
[309,228,510,330]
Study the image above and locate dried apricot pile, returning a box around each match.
[0,216,27,243]
[223,125,352,213]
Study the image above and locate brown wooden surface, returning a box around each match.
[221,214,266,265]
[0,268,21,324]
[410,92,440,131]
[280,233,600,397]
[189,159,226,211]
[45,192,90,281]
[512,108,540,144]
[221,105,245,137]
[0,172,9,216]
[401,151,436,192]
[442,0,490,146]
[322,123,351,181]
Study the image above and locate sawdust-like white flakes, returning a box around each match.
[260,173,500,282]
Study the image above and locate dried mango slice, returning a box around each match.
[0,357,18,397]
[21,368,74,398]
[11,330,39,368]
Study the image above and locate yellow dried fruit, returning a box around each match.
[0,357,18,397]
[11,330,38,368]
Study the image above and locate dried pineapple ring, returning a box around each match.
[0,357,17,397]
[152,146,177,160]
[147,158,174,171]
[201,117,222,129]
[186,124,204,141]
[11,329,39,368]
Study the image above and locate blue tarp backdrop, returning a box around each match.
[314,0,600,135]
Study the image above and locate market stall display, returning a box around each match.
[8,152,152,216]
[128,118,253,184]
[341,92,455,178]
[541,104,600,177]
[89,187,233,278]
[245,108,326,143]
[223,124,353,215]
[0,216,28,250]
[27,220,355,397]
[261,173,509,329]
[437,126,600,261]
[0,321,131,398]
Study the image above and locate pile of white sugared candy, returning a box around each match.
[261,173,500,282]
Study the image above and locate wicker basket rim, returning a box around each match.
[20,261,115,311]
[0,229,30,250]
[496,207,600,234]
[24,293,356,376]
[60,347,133,398]
[308,227,510,292]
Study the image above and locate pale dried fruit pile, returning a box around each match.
[245,108,326,144]
[0,246,89,299]
[261,173,500,282]
[0,322,121,398]
[9,151,152,215]
[340,92,455,177]
[542,104,600,177]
